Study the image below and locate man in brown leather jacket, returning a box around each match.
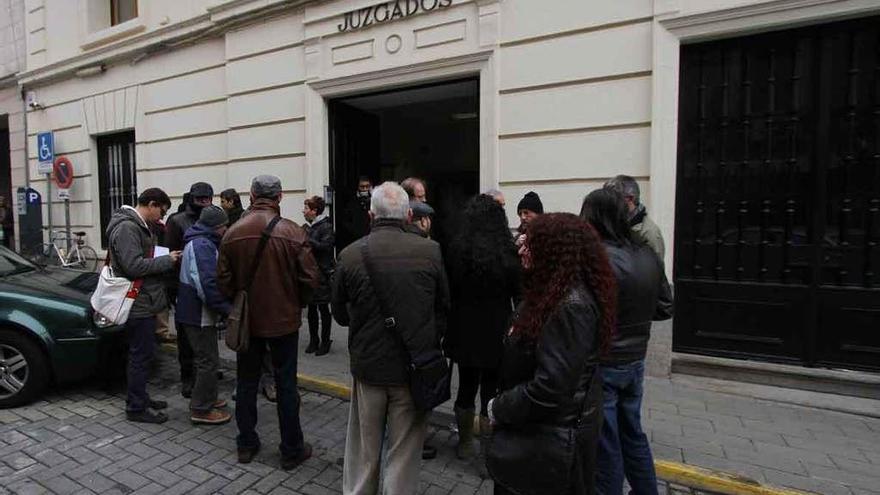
[218,175,319,471]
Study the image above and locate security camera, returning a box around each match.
[26,91,42,109]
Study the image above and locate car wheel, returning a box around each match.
[0,331,50,408]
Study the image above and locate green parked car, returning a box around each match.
[0,245,123,408]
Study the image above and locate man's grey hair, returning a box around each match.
[604,175,640,205]
[484,188,503,197]
[371,182,410,220]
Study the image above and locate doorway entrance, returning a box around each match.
[673,15,880,371]
[329,78,479,251]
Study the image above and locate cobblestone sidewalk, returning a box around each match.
[0,352,719,495]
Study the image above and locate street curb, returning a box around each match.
[293,373,812,495]
[297,374,351,400]
[654,461,811,495]
[163,345,810,495]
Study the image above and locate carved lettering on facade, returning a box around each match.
[338,0,453,33]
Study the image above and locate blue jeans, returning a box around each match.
[596,360,658,495]
[235,333,305,458]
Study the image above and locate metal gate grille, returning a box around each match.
[97,132,137,249]
[674,15,880,370]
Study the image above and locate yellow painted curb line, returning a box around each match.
[654,460,812,495]
[297,373,351,400]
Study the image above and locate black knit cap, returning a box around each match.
[517,191,544,214]
[189,182,214,198]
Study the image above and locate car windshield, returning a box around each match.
[0,246,36,277]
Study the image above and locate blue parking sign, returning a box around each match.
[37,132,54,163]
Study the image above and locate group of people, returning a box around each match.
[104,171,672,494]
[105,175,333,471]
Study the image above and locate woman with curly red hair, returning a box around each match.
[486,213,617,495]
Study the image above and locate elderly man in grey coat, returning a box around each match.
[332,182,450,495]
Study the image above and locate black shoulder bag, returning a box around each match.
[360,238,451,412]
[225,216,282,353]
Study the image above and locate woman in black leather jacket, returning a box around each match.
[487,213,617,495]
[581,188,672,495]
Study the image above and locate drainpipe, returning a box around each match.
[20,86,29,188]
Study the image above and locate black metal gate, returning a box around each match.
[674,15,880,371]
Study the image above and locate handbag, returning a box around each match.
[90,252,143,326]
[225,216,281,353]
[486,369,600,495]
[360,238,451,412]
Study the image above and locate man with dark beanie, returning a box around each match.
[166,182,215,398]
[516,191,543,233]
[178,205,233,425]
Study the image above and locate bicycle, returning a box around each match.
[28,231,99,272]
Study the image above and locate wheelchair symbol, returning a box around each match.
[37,133,53,162]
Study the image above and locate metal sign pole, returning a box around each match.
[64,198,71,253]
[46,173,52,247]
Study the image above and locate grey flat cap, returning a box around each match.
[251,175,282,199]
[410,200,435,219]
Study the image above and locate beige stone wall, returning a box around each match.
[496,0,654,221]
[15,0,880,257]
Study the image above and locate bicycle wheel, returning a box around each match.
[75,246,99,272]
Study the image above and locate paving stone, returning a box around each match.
[112,469,150,491]
[12,350,873,495]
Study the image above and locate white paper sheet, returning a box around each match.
[155,246,170,257]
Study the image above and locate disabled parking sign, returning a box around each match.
[37,132,54,174]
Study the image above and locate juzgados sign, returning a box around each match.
[338,0,453,32]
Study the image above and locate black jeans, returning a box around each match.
[182,324,219,413]
[455,365,499,417]
[307,304,332,345]
[176,319,194,392]
[125,316,157,413]
[236,333,305,458]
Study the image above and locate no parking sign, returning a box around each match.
[52,156,74,190]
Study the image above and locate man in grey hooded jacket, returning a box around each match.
[106,188,181,423]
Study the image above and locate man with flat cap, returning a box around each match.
[405,200,435,238]
[218,175,320,470]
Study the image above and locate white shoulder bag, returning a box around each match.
[90,253,143,326]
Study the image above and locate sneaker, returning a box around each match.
[281,443,313,471]
[238,444,260,464]
[191,409,232,425]
[127,410,168,424]
[262,383,277,403]
[213,399,228,409]
[148,399,168,410]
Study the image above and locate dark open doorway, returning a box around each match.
[329,78,479,251]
